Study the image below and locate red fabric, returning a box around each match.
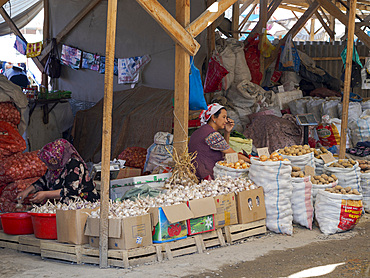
[0,121,26,160]
[204,57,229,93]
[244,34,263,85]
[0,102,20,126]
[0,151,47,184]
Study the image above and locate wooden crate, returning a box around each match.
[18,235,41,254]
[156,236,204,260]
[81,245,160,268]
[0,231,20,250]
[41,241,82,264]
[223,219,266,244]
[201,228,226,249]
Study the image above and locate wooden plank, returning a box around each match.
[156,245,163,262]
[224,227,232,244]
[41,250,77,262]
[127,245,156,257]
[207,0,216,62]
[164,243,173,260]
[171,245,198,257]
[122,250,130,268]
[0,7,44,72]
[187,0,240,38]
[230,226,266,242]
[339,0,356,159]
[0,231,19,242]
[314,11,335,40]
[18,244,41,254]
[232,2,240,39]
[75,245,82,264]
[18,235,40,247]
[317,0,370,48]
[258,0,267,83]
[41,241,77,253]
[135,0,200,56]
[310,18,315,40]
[264,1,319,70]
[194,235,204,253]
[239,4,257,30]
[81,255,99,265]
[129,254,158,266]
[0,241,19,250]
[240,0,255,15]
[39,0,103,61]
[173,0,190,154]
[99,0,118,269]
[216,228,226,246]
[292,11,310,35]
[0,0,8,8]
[228,219,266,233]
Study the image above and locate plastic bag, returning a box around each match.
[0,102,21,126]
[189,56,207,110]
[44,38,61,78]
[279,35,300,72]
[291,176,313,229]
[204,57,229,93]
[261,30,275,58]
[316,123,341,147]
[244,34,263,85]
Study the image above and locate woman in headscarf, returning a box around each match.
[189,103,250,180]
[17,139,100,204]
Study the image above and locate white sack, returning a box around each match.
[360,172,370,212]
[306,98,325,123]
[321,99,340,119]
[338,102,362,124]
[361,100,370,111]
[144,132,173,173]
[280,151,315,172]
[213,163,249,179]
[288,97,312,115]
[314,157,325,175]
[217,45,235,91]
[291,176,313,229]
[323,160,361,192]
[315,190,363,235]
[311,179,337,204]
[249,158,293,235]
[349,109,370,146]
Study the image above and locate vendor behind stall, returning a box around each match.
[189,103,250,180]
[17,139,100,204]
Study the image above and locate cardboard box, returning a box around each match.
[150,203,194,243]
[236,187,266,224]
[85,214,152,250]
[187,197,217,235]
[213,192,238,228]
[56,208,96,245]
[115,167,142,180]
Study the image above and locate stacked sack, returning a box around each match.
[0,103,47,212]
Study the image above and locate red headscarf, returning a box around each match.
[199,103,224,126]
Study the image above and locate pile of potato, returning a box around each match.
[313,147,329,159]
[327,159,356,169]
[325,185,361,195]
[291,166,305,178]
[278,145,315,156]
[311,173,337,184]
[257,152,289,162]
[357,160,370,173]
[217,159,250,169]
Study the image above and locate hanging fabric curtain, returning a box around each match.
[0,0,43,36]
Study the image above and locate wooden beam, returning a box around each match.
[318,7,330,22]
[258,0,267,83]
[42,0,49,87]
[317,0,370,48]
[0,0,8,8]
[207,0,216,62]
[310,18,315,40]
[187,0,240,38]
[279,4,307,13]
[264,1,319,70]
[315,11,335,40]
[173,0,190,154]
[136,0,199,56]
[232,2,240,39]
[292,10,310,35]
[250,0,282,35]
[240,0,255,15]
[0,7,44,72]
[339,0,356,159]
[99,0,118,269]
[329,14,335,41]
[39,0,103,61]
[239,3,257,30]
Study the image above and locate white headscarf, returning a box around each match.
[199,103,225,126]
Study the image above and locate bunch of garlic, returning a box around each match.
[30,200,57,214]
[56,198,100,210]
[89,199,148,219]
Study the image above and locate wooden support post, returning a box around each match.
[310,18,315,40]
[173,0,190,154]
[248,0,282,35]
[42,0,49,87]
[39,0,103,61]
[258,0,267,83]
[264,1,319,70]
[317,0,370,48]
[292,11,310,35]
[0,7,44,72]
[239,4,257,30]
[232,1,240,39]
[329,15,335,41]
[315,11,335,40]
[240,0,255,15]
[135,0,200,56]
[99,0,118,269]
[207,0,216,62]
[339,0,356,159]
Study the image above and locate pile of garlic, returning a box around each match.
[30,198,100,214]
[89,199,149,219]
[30,200,57,214]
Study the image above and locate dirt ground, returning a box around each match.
[0,214,369,278]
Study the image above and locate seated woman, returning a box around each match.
[189,103,250,180]
[17,139,100,204]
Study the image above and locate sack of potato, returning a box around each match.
[249,157,293,235]
[313,147,330,175]
[213,159,250,179]
[278,145,315,172]
[291,174,313,230]
[315,187,363,235]
[358,160,370,212]
[323,159,361,193]
[311,173,338,204]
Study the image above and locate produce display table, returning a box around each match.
[0,219,266,268]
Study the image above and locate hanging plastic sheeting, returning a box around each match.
[0,0,43,36]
